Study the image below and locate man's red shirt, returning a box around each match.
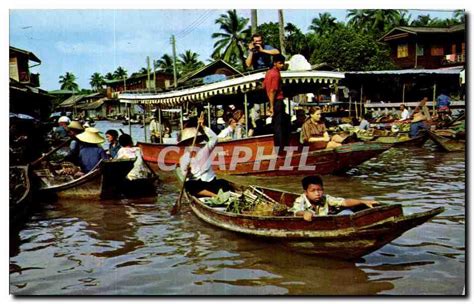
[263,67,284,100]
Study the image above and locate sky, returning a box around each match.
[8,6,462,91]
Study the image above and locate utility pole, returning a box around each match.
[146,56,151,89]
[251,9,258,34]
[278,9,286,56]
[171,35,178,88]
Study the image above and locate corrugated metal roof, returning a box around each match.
[10,46,41,63]
[346,67,462,75]
[58,94,87,107]
[118,70,345,106]
[380,24,465,41]
[76,98,106,110]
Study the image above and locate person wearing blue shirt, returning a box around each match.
[245,33,280,70]
[436,92,451,112]
[76,127,107,173]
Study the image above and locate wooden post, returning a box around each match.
[360,85,364,117]
[128,103,132,137]
[244,93,249,137]
[158,106,162,143]
[402,83,406,104]
[349,95,352,117]
[207,101,211,128]
[432,83,437,114]
[180,105,184,130]
[143,104,147,142]
[251,10,258,34]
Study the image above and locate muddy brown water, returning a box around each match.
[9,121,465,295]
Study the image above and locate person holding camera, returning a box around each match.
[245,33,280,70]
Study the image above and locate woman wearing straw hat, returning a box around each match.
[76,127,107,173]
[409,113,429,138]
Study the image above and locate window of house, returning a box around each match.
[397,44,409,58]
[416,44,424,56]
[431,46,444,56]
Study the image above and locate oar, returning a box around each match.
[30,138,72,167]
[171,112,204,215]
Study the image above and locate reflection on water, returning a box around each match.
[10,131,465,295]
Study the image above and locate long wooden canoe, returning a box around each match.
[428,130,465,152]
[138,134,392,176]
[33,159,158,199]
[179,173,444,260]
[10,165,33,221]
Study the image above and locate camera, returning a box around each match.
[251,43,261,53]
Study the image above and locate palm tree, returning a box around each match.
[113,66,127,80]
[104,72,115,80]
[89,72,104,91]
[211,9,250,71]
[285,22,308,57]
[179,50,204,76]
[309,12,338,36]
[411,14,433,27]
[59,72,79,91]
[454,10,465,23]
[156,54,175,74]
[347,9,404,35]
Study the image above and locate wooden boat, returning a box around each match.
[180,174,444,260]
[373,133,428,147]
[138,133,392,176]
[9,165,33,221]
[33,159,158,199]
[428,130,465,152]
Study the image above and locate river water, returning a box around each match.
[9,121,465,295]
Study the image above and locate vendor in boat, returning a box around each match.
[300,106,342,149]
[65,120,84,163]
[105,129,121,158]
[116,134,154,180]
[53,116,71,139]
[76,127,107,173]
[409,113,429,138]
[358,112,371,131]
[290,175,379,222]
[179,114,232,197]
[398,104,410,122]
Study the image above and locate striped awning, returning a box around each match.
[118,70,344,106]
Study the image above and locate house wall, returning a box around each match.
[387,31,465,69]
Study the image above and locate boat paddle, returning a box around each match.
[30,138,72,167]
[171,112,204,215]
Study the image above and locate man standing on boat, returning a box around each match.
[245,33,280,70]
[263,54,290,154]
[179,115,231,197]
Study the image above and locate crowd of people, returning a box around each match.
[50,116,152,180]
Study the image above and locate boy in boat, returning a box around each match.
[179,114,232,197]
[290,175,379,221]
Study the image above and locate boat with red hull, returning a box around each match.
[138,133,391,176]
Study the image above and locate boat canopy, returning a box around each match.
[118,70,344,107]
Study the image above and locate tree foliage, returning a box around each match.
[89,72,104,91]
[310,26,396,71]
[211,9,250,71]
[59,72,79,91]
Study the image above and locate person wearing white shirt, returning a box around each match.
[179,115,231,197]
[399,104,410,121]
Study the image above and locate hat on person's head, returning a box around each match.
[411,112,427,123]
[217,117,226,125]
[177,127,207,146]
[76,127,105,144]
[68,120,84,131]
[58,116,70,124]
